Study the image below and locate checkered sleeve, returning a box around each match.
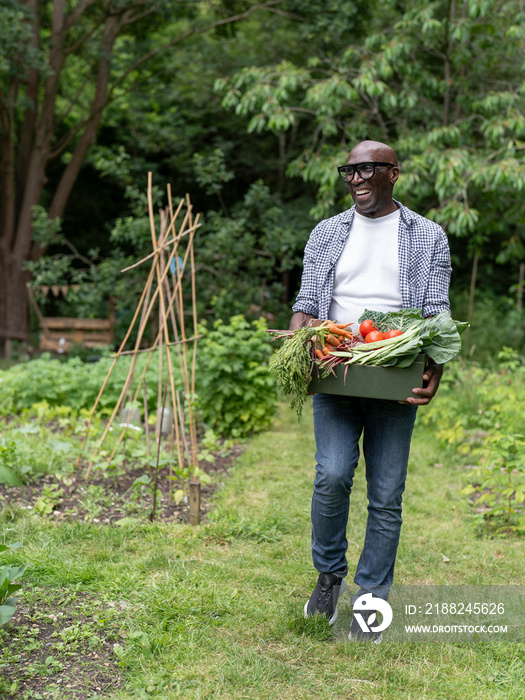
[291,225,321,317]
[422,226,452,317]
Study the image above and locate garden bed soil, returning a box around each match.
[0,443,243,525]
[0,438,243,698]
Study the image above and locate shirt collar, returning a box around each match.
[340,199,413,226]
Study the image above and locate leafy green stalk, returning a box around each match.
[0,542,25,627]
[269,327,315,419]
[348,310,469,366]
[333,323,423,367]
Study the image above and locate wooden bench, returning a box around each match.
[27,284,115,353]
[38,315,115,352]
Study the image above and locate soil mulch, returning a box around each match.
[1,590,124,700]
[0,443,243,525]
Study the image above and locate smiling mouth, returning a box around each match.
[354,189,371,198]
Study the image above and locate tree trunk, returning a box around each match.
[0,249,30,357]
[0,1,284,355]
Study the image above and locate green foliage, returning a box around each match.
[268,326,314,420]
[0,353,178,416]
[193,177,306,326]
[0,542,25,626]
[0,316,278,440]
[34,485,65,515]
[193,148,235,197]
[462,434,525,535]
[451,291,525,363]
[420,348,525,535]
[216,0,525,311]
[195,315,277,437]
[0,415,78,485]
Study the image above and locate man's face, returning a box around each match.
[346,144,399,218]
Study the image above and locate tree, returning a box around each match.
[0,0,284,356]
[216,0,525,320]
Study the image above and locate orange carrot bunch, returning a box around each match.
[316,321,354,357]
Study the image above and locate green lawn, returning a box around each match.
[1,402,524,699]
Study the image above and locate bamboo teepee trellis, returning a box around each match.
[76,175,203,524]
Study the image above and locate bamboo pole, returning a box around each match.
[147,175,185,477]
[143,378,151,458]
[84,268,159,478]
[150,382,168,522]
[79,176,202,524]
[76,258,158,472]
[189,481,201,526]
[84,187,184,475]
[119,222,200,273]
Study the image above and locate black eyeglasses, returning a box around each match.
[337,161,397,182]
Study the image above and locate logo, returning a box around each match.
[353,593,393,633]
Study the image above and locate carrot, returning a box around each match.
[326,333,341,346]
[315,348,325,359]
[327,324,353,339]
[322,346,331,355]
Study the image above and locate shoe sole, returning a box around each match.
[303,577,347,625]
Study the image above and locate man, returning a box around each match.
[290,140,452,642]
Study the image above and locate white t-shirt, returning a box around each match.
[328,209,403,327]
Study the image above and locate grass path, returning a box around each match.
[2,403,525,699]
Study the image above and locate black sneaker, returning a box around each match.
[348,611,383,644]
[304,573,347,625]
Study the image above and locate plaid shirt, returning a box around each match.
[292,201,451,320]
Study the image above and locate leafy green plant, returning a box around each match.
[195,316,278,437]
[0,315,278,442]
[420,349,525,448]
[0,352,181,416]
[0,437,36,485]
[0,543,25,626]
[462,433,525,536]
[34,485,64,515]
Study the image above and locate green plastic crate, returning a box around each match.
[308,354,426,401]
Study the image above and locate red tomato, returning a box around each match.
[384,329,403,339]
[359,320,377,337]
[365,330,385,343]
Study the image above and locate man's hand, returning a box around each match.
[289,312,316,331]
[406,362,444,405]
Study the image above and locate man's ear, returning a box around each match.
[390,167,400,185]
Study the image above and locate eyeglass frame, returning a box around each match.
[337,161,397,182]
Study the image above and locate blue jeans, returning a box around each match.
[311,393,418,600]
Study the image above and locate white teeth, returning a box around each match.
[356,190,370,195]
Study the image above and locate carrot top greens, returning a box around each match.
[268,326,315,419]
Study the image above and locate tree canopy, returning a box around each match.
[1,0,525,357]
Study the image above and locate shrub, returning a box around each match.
[420,348,525,535]
[195,315,278,437]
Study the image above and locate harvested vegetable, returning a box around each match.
[268,320,357,418]
[365,330,384,343]
[268,310,468,419]
[359,319,377,337]
[268,326,315,418]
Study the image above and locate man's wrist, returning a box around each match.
[289,312,317,330]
